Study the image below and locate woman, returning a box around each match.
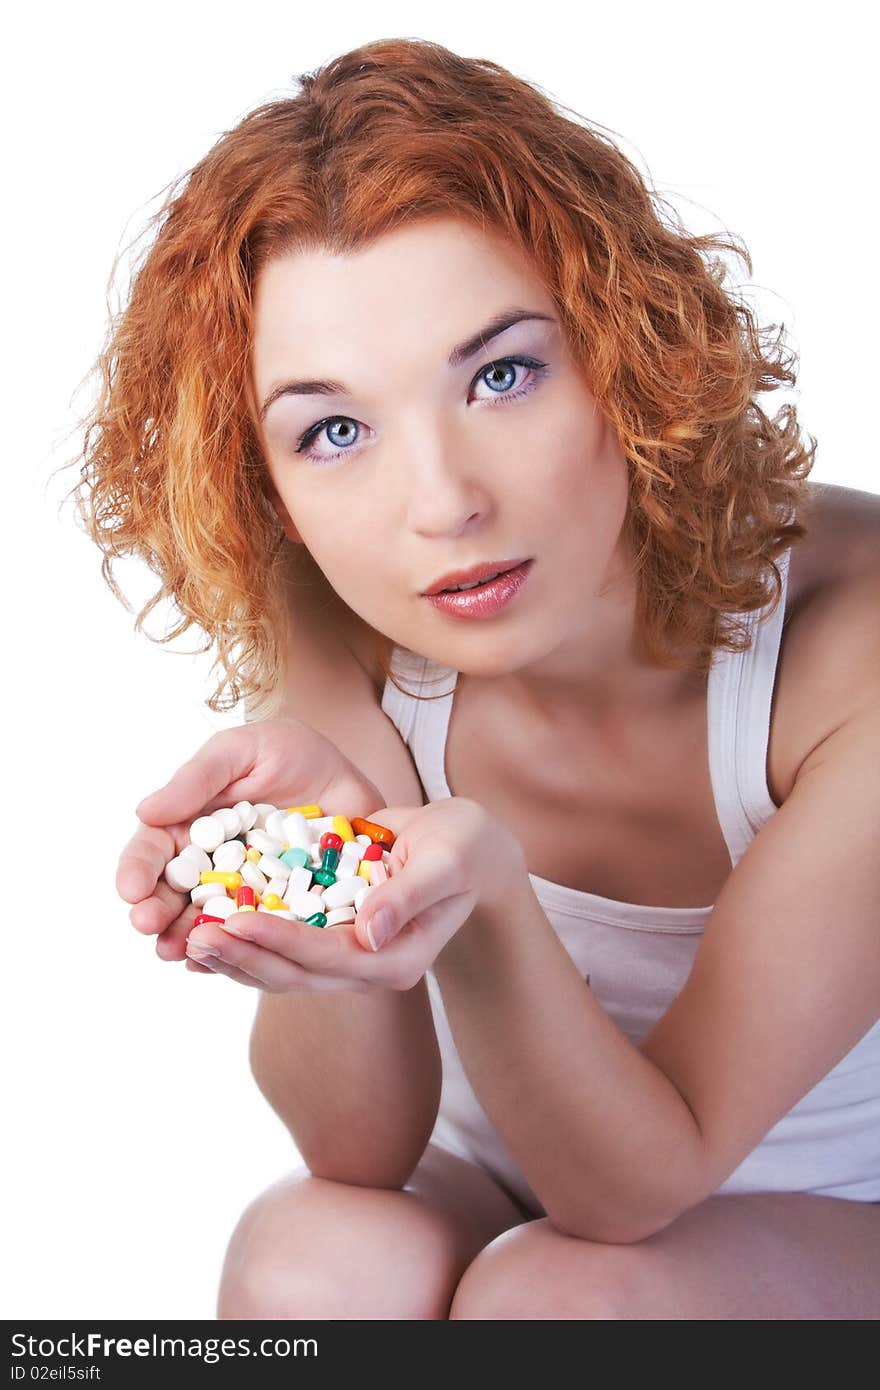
[80,37,880,1317]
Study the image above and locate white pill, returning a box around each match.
[215,806,242,839]
[233,800,258,833]
[281,812,312,852]
[355,834,372,847]
[354,882,372,911]
[179,844,212,874]
[212,840,246,872]
[164,855,202,893]
[272,909,296,921]
[190,883,216,907]
[252,803,278,830]
[288,890,324,920]
[321,876,363,909]
[246,829,284,857]
[189,815,226,852]
[257,854,289,881]
[308,816,337,838]
[264,809,288,843]
[202,895,237,920]
[264,875,290,899]
[325,905,357,927]
[338,845,363,873]
[287,866,314,896]
[240,861,268,894]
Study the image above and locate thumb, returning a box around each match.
[135,727,259,825]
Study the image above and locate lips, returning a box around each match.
[421,557,530,596]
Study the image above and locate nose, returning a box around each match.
[400,414,494,538]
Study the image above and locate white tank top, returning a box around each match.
[381,545,880,1215]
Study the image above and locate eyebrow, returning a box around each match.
[258,307,556,422]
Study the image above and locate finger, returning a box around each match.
[184,951,268,989]
[209,909,381,980]
[134,726,260,826]
[186,920,363,993]
[129,878,191,938]
[354,840,461,951]
[116,821,180,903]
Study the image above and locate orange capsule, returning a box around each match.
[351,817,395,848]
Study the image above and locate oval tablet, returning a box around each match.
[164,855,202,893]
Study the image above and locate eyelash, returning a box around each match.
[294,355,550,467]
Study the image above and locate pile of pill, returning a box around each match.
[163,800,396,930]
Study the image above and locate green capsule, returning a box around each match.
[304,912,328,929]
[312,869,336,887]
[280,847,310,870]
[321,847,340,873]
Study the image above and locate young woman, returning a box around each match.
[81,37,880,1317]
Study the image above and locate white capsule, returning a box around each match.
[215,806,242,839]
[201,895,237,920]
[325,905,357,927]
[308,816,337,838]
[338,844,363,873]
[321,876,363,909]
[164,855,202,893]
[355,834,372,847]
[179,844,213,874]
[252,803,278,831]
[233,800,258,833]
[246,828,284,857]
[189,815,226,852]
[258,855,290,882]
[281,811,312,852]
[212,840,246,872]
[190,883,216,907]
[240,861,269,894]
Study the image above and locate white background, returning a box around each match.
[4,0,877,1320]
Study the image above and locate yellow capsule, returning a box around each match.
[284,803,323,818]
[200,870,244,890]
[245,848,262,864]
[356,860,372,881]
[331,815,356,842]
[261,893,285,911]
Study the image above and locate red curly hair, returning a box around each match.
[62,36,817,715]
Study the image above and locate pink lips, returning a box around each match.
[421,559,534,619]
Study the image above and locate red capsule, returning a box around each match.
[192,913,225,928]
[319,832,344,852]
[362,843,383,861]
[235,885,257,912]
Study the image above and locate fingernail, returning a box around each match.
[187,941,221,960]
[366,907,394,952]
[221,914,254,940]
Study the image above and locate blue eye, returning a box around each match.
[295,355,549,468]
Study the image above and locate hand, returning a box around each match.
[115,716,385,970]
[189,796,528,994]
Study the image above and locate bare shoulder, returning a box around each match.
[778,481,880,788]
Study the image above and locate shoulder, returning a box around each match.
[774,482,880,793]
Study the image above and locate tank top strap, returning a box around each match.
[707,545,793,868]
[380,648,457,801]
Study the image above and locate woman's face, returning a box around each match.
[250,215,634,687]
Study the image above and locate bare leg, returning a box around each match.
[216,1142,532,1320]
[449,1192,880,1320]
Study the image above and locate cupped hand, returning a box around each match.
[115,717,385,970]
[188,796,528,993]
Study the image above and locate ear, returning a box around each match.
[264,477,304,544]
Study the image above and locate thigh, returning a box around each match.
[450,1192,880,1320]
[217,1142,531,1320]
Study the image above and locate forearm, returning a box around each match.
[433,877,707,1242]
[250,980,441,1188]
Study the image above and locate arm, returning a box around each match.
[432,700,880,1241]
[246,600,442,1188]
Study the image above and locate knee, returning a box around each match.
[217,1166,472,1320]
[449,1219,651,1320]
